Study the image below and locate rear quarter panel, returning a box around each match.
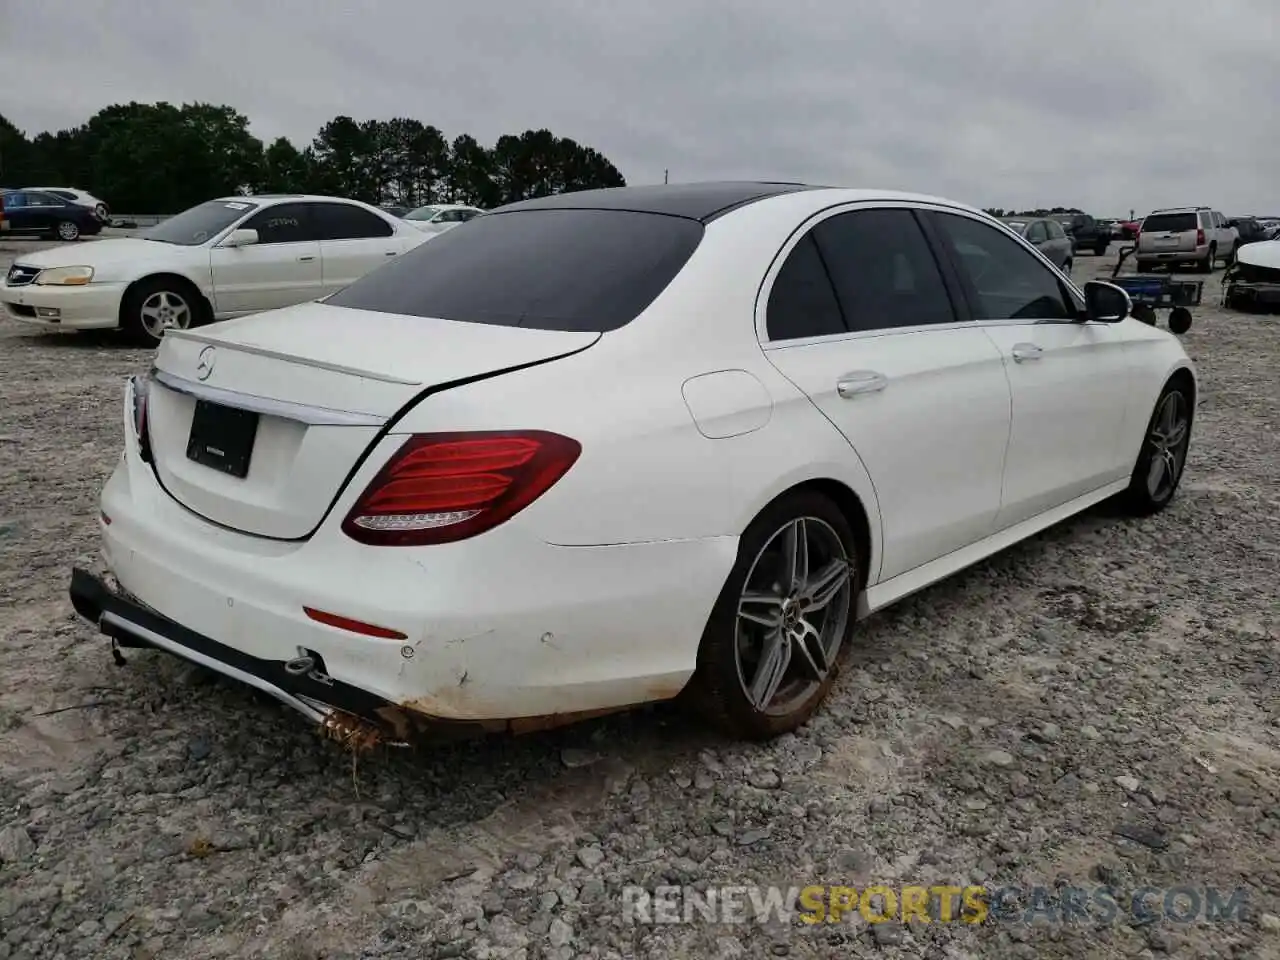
[391,338,881,551]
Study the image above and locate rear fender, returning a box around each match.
[389,346,885,581]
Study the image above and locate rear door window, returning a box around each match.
[312,202,394,240]
[326,208,703,332]
[766,233,847,341]
[814,208,958,331]
[1026,221,1049,243]
[931,212,1074,321]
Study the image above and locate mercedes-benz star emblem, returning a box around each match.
[196,345,216,381]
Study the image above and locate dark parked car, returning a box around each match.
[0,190,103,241]
[1226,217,1269,255]
[1052,213,1111,255]
[1001,216,1074,271]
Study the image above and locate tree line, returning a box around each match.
[983,207,1085,218]
[0,102,627,214]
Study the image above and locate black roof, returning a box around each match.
[490,181,824,223]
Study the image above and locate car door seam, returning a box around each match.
[757,343,888,582]
[978,325,1018,520]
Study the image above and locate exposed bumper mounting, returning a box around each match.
[68,567,394,727]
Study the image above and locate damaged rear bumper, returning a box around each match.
[68,567,485,740]
[1224,280,1280,306]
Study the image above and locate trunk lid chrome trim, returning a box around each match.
[162,328,424,386]
[150,368,388,427]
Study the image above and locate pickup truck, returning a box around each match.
[1052,213,1112,255]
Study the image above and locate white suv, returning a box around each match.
[1136,207,1237,273]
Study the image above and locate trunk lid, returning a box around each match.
[146,301,600,539]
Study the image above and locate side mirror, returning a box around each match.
[221,228,259,248]
[1083,280,1130,322]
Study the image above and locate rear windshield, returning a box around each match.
[326,208,705,332]
[1142,213,1197,233]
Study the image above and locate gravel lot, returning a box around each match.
[0,237,1277,960]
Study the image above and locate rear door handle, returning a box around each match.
[1011,343,1043,362]
[384,251,398,257]
[298,255,316,262]
[836,371,887,398]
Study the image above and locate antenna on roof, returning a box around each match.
[664,169,669,185]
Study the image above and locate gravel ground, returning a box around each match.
[0,238,1277,960]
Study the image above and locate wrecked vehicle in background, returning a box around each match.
[1223,239,1280,312]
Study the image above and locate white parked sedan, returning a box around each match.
[402,203,485,235]
[69,182,1197,743]
[1,194,430,345]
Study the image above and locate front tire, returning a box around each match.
[1121,381,1192,516]
[689,490,860,740]
[54,220,80,242]
[122,278,198,346]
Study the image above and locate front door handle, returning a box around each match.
[298,255,316,262]
[836,371,888,398]
[1011,343,1043,362]
[384,251,398,257]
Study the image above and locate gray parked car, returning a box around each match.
[1001,217,1073,272]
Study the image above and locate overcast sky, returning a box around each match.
[3,0,1277,215]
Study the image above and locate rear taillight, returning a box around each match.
[342,430,582,546]
[131,376,152,461]
[1196,228,1206,246]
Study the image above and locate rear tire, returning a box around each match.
[1094,242,1108,256]
[1121,380,1192,516]
[1200,246,1216,273]
[688,490,860,740]
[1136,259,1154,273]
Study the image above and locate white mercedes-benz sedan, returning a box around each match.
[2,194,430,345]
[69,182,1197,742]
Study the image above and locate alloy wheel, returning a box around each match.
[733,516,853,716]
[1146,391,1190,500]
[57,221,79,241]
[139,290,192,339]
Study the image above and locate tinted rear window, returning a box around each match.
[326,208,704,332]
[1142,213,1198,233]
